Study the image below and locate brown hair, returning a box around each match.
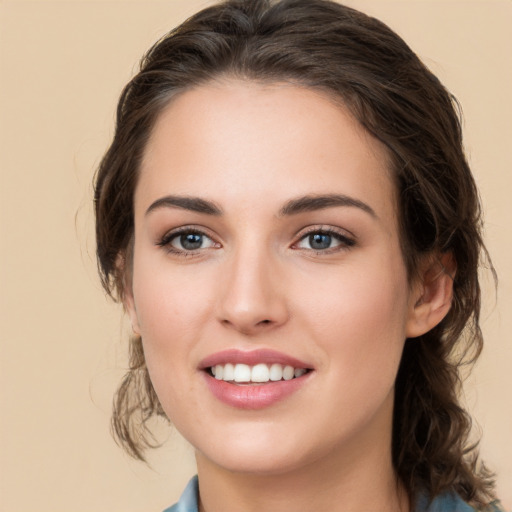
[94,0,497,506]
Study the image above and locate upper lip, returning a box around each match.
[199,349,313,370]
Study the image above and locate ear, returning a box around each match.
[116,252,141,336]
[406,252,456,338]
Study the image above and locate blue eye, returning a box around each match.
[296,229,354,252]
[158,229,217,253]
[309,233,333,250]
[175,233,206,250]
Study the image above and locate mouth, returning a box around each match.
[199,349,314,409]
[208,363,310,384]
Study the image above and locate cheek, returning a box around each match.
[132,251,214,337]
[130,254,216,404]
[294,256,410,392]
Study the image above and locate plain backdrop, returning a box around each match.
[1,1,511,510]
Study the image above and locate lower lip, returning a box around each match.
[202,372,312,410]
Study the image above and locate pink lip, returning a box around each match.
[202,372,312,410]
[199,349,314,410]
[199,348,312,370]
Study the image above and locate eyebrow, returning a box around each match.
[145,195,223,216]
[279,194,377,218]
[145,193,376,218]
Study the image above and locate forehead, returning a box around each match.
[137,80,396,222]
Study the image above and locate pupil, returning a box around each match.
[181,233,202,250]
[310,233,331,250]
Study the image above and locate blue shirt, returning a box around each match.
[164,476,502,512]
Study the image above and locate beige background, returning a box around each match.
[1,0,511,510]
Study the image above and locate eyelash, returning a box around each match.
[156,227,219,257]
[292,227,356,254]
[156,226,356,257]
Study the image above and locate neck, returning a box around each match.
[195,394,409,512]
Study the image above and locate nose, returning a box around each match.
[216,245,289,336]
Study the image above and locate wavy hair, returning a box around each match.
[94,0,497,506]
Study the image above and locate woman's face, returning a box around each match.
[126,80,422,475]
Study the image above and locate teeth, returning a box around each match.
[223,363,235,381]
[234,364,251,382]
[210,363,308,383]
[269,363,283,381]
[283,365,295,381]
[294,368,307,378]
[251,363,269,382]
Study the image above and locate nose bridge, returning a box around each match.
[218,235,288,334]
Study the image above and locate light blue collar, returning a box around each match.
[163,476,505,512]
[416,491,476,512]
[162,475,199,512]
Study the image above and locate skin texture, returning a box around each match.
[124,81,454,512]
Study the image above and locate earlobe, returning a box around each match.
[406,252,456,338]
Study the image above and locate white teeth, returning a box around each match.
[283,365,294,381]
[234,364,251,382]
[210,363,308,383]
[251,363,270,382]
[269,363,283,381]
[223,363,235,381]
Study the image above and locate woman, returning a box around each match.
[94,0,503,510]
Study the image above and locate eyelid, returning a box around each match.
[291,225,356,252]
[294,224,356,239]
[156,225,222,254]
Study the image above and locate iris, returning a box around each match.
[309,233,332,250]
[180,233,203,250]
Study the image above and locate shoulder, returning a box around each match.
[416,492,505,512]
[162,476,199,512]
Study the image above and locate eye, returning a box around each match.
[294,229,355,252]
[172,232,214,251]
[157,228,218,254]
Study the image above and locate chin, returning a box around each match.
[199,447,312,476]
[192,423,334,476]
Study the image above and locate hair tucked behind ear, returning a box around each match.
[94,0,498,506]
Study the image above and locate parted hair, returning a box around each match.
[94,0,497,506]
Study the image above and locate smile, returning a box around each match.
[210,363,308,383]
[200,349,314,409]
